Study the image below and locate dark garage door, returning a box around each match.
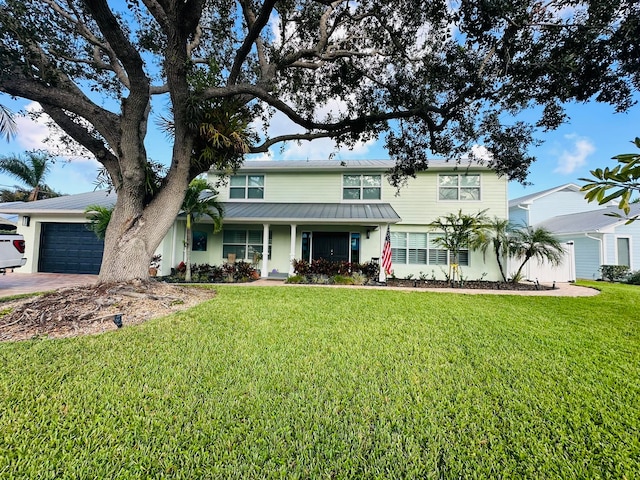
[39,223,104,274]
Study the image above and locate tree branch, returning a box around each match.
[40,104,120,185]
[250,131,350,153]
[0,70,120,146]
[82,0,149,95]
[203,84,443,133]
[229,0,277,84]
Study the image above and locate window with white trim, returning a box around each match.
[428,234,449,265]
[230,175,264,199]
[390,232,468,266]
[438,174,480,201]
[222,229,271,260]
[343,174,382,200]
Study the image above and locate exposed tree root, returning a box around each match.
[0,280,216,342]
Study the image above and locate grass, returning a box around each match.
[0,282,638,478]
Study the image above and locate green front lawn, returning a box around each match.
[1,283,638,478]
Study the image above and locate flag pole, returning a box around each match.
[381,224,392,283]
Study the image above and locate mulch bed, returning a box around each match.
[0,280,216,342]
[386,279,555,290]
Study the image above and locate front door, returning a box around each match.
[312,232,350,262]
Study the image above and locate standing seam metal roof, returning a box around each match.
[213,202,401,223]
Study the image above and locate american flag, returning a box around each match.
[382,226,392,276]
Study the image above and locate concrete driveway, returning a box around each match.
[0,271,99,297]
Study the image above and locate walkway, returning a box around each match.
[0,272,599,298]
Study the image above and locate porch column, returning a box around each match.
[261,223,269,278]
[289,223,297,276]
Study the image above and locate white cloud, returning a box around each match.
[0,102,101,194]
[13,102,51,151]
[470,144,493,162]
[554,134,595,174]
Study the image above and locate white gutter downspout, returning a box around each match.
[585,232,604,279]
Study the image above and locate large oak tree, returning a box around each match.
[0,0,637,283]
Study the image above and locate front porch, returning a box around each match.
[169,201,401,279]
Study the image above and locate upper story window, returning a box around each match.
[230,175,264,199]
[438,174,480,201]
[343,174,382,200]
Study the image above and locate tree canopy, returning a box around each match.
[581,137,640,223]
[0,0,637,282]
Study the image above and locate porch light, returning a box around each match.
[22,216,30,226]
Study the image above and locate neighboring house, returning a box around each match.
[509,184,640,280]
[2,159,509,280]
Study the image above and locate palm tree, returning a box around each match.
[182,178,224,282]
[508,226,565,283]
[0,152,58,201]
[84,204,114,240]
[0,105,17,142]
[430,209,489,283]
[474,217,514,282]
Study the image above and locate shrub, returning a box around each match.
[209,265,225,282]
[285,275,306,284]
[351,272,367,285]
[292,259,311,276]
[332,275,354,285]
[309,274,329,284]
[600,264,630,282]
[625,270,640,285]
[234,261,256,281]
[310,258,335,276]
[358,261,380,281]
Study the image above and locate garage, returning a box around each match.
[38,223,104,274]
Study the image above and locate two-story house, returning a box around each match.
[3,159,509,281]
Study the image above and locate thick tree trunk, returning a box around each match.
[97,179,188,284]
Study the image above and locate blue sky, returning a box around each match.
[0,95,638,201]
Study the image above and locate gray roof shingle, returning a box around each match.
[218,158,488,173]
[0,191,116,214]
[537,204,640,234]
